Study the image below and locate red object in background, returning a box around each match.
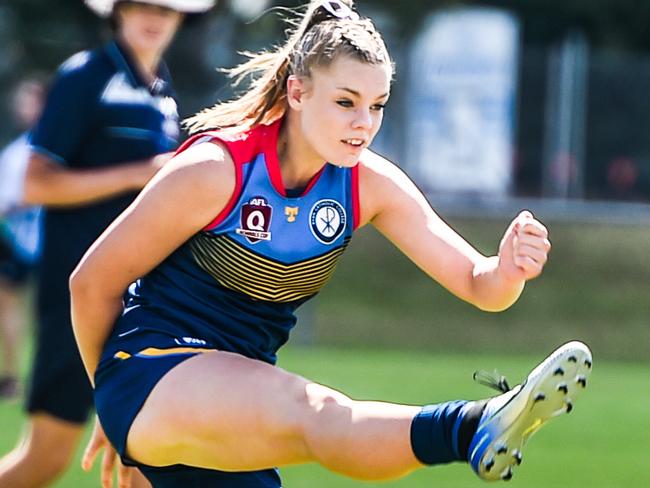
[607,157,638,196]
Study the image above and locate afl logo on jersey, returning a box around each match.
[236,196,272,243]
[310,199,346,245]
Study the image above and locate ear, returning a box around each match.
[286,75,308,111]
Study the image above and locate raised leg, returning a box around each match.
[127,351,423,481]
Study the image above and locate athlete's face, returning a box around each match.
[288,55,391,167]
[116,2,183,56]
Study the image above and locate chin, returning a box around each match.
[316,143,362,167]
[331,155,360,167]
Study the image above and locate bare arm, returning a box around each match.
[358,150,550,312]
[23,151,174,206]
[69,141,235,383]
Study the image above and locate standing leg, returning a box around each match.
[0,413,84,487]
[0,282,23,398]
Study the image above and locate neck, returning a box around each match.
[118,36,162,84]
[277,112,327,190]
[131,50,161,85]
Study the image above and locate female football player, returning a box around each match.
[71,1,592,487]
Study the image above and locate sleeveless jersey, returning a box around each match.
[116,119,360,364]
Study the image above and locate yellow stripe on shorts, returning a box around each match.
[113,347,215,360]
[136,347,216,357]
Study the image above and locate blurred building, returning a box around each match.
[404,8,519,197]
[1,0,649,220]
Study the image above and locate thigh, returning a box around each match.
[94,343,197,459]
[24,413,85,464]
[0,281,21,311]
[126,350,333,471]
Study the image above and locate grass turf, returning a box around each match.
[0,345,647,487]
[310,218,650,362]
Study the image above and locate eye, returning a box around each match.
[371,103,386,112]
[336,99,354,108]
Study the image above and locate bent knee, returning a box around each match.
[15,442,74,482]
[252,378,353,440]
[299,383,353,428]
[41,454,73,481]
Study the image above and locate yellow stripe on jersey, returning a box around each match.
[189,234,350,302]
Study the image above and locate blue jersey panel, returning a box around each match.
[215,153,353,261]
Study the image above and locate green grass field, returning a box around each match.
[1,346,647,487]
[1,218,648,486]
[309,219,650,362]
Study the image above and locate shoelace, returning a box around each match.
[473,370,512,393]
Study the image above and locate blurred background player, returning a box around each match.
[0,78,45,401]
[0,1,215,486]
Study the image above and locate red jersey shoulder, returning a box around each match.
[175,119,281,166]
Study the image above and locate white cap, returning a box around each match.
[85,0,216,17]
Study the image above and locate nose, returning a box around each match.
[352,107,373,130]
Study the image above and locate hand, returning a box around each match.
[497,210,551,282]
[82,416,135,488]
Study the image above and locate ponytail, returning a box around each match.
[185,0,390,134]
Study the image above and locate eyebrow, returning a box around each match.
[336,87,390,100]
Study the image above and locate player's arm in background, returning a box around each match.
[358,149,551,312]
[24,151,171,206]
[23,54,173,207]
[70,141,234,382]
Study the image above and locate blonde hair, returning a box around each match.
[185,0,393,134]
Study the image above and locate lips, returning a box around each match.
[342,138,365,148]
[144,28,163,37]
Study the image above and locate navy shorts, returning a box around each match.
[26,306,94,423]
[95,329,282,488]
[138,465,282,487]
[0,234,34,286]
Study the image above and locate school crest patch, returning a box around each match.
[310,199,346,244]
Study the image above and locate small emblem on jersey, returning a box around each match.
[310,199,346,244]
[175,337,207,346]
[236,196,272,243]
[285,206,299,223]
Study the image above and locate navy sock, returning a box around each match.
[410,400,486,465]
[457,400,487,460]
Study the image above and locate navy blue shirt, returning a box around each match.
[31,41,180,314]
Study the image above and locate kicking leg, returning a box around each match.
[127,350,423,481]
[127,341,593,482]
